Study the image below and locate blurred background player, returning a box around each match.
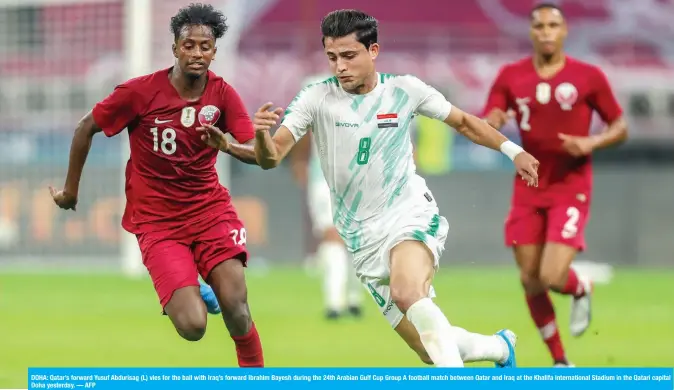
[482,3,628,367]
[245,9,542,368]
[49,3,264,367]
[289,75,363,319]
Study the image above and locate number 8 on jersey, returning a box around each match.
[356,136,372,165]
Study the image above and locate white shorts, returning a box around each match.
[307,180,334,237]
[352,196,449,328]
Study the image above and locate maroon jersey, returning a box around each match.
[92,68,254,234]
[483,56,622,193]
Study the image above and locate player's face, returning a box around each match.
[172,25,217,79]
[530,8,567,57]
[324,33,378,93]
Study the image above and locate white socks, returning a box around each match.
[406,298,509,366]
[406,298,464,367]
[346,257,363,308]
[451,327,508,364]
[319,242,349,311]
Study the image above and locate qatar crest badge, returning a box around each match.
[198,105,221,126]
[555,82,578,111]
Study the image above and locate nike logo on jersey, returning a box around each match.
[154,118,172,124]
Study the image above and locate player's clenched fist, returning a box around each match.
[513,152,540,187]
[253,102,283,132]
[49,186,77,211]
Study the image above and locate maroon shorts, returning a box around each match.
[505,189,591,251]
[136,212,248,308]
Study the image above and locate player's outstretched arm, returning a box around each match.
[484,109,514,130]
[198,125,259,165]
[445,106,512,150]
[444,106,540,187]
[289,130,312,186]
[253,103,297,170]
[223,139,258,164]
[49,111,102,210]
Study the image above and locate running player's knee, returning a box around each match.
[164,287,208,341]
[519,269,543,294]
[217,279,252,336]
[221,299,252,337]
[173,310,207,341]
[390,284,424,313]
[538,266,566,290]
[208,258,252,336]
[389,243,434,313]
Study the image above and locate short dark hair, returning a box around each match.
[531,2,564,19]
[170,3,228,41]
[320,9,378,48]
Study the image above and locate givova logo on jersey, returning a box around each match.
[336,121,358,128]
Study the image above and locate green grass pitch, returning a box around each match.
[1,267,672,388]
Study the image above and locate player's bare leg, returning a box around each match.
[394,316,433,364]
[515,244,570,366]
[163,286,209,341]
[515,244,546,295]
[208,259,264,367]
[389,240,461,367]
[390,240,516,367]
[540,243,592,337]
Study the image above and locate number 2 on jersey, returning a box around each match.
[150,127,177,155]
[516,101,531,131]
[356,137,371,165]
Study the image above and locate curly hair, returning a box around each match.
[170,3,228,41]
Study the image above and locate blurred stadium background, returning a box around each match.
[1,0,673,388]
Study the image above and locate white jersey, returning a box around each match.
[282,73,452,253]
[301,75,333,187]
[308,141,324,185]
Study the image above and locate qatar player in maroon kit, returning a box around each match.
[482,4,628,367]
[49,4,264,367]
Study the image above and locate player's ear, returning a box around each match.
[172,42,178,59]
[369,43,379,60]
[212,46,217,61]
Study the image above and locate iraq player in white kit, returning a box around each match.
[290,75,364,319]
[217,10,539,368]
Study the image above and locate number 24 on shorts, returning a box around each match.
[356,137,372,165]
